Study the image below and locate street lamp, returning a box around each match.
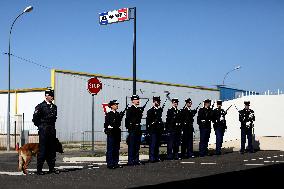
[222,65,241,86]
[7,5,33,151]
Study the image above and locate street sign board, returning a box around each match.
[99,8,129,25]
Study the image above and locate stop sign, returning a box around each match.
[87,77,102,95]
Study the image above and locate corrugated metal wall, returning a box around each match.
[54,70,220,142]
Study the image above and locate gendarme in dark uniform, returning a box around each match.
[32,89,57,175]
[125,95,147,165]
[180,98,197,158]
[166,98,182,160]
[197,99,213,157]
[212,100,227,155]
[146,96,164,163]
[104,100,125,169]
[239,101,255,154]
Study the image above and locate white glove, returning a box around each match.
[220,117,224,121]
[201,120,205,123]
[249,113,254,118]
[246,122,250,127]
[107,125,113,129]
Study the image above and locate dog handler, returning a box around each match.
[32,89,58,175]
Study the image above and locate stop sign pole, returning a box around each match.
[87,78,102,152]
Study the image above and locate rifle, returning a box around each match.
[120,104,129,118]
[192,102,202,116]
[142,99,150,111]
[234,104,240,112]
[224,104,233,115]
[161,98,168,109]
[195,102,202,111]
[164,91,171,101]
[211,100,215,109]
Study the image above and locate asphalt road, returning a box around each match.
[0,150,283,189]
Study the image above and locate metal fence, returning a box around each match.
[0,116,200,149]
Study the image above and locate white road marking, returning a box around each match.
[27,169,49,172]
[264,161,275,163]
[26,166,84,172]
[200,163,216,165]
[251,159,256,161]
[280,155,283,157]
[273,156,278,158]
[243,160,248,162]
[245,164,264,166]
[267,157,271,159]
[56,166,84,169]
[93,163,107,165]
[276,161,284,163]
[180,162,195,164]
[0,172,25,176]
[258,158,263,160]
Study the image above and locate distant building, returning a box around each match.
[217,85,259,101]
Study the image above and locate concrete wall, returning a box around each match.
[209,94,284,145]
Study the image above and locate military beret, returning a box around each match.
[131,95,140,100]
[45,89,54,97]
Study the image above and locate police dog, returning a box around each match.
[18,138,63,174]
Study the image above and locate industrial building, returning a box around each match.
[0,69,220,146]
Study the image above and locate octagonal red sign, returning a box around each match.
[87,77,102,95]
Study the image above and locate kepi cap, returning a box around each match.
[172,98,179,103]
[244,101,250,106]
[131,95,140,101]
[185,98,192,103]
[45,89,54,97]
[108,100,119,107]
[204,99,211,103]
[217,100,222,105]
[153,96,161,102]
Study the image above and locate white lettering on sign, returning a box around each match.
[89,83,101,89]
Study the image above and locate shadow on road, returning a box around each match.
[130,163,284,188]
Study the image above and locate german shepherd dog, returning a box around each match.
[18,138,63,174]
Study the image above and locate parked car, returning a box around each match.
[126,124,168,146]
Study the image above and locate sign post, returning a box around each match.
[99,7,136,95]
[87,77,102,152]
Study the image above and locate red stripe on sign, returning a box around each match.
[118,8,128,21]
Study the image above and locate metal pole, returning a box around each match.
[132,7,136,95]
[92,94,95,152]
[6,10,29,151]
[14,121,16,150]
[6,6,33,151]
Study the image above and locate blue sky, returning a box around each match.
[0,0,283,92]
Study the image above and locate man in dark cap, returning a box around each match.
[146,96,164,163]
[180,98,197,158]
[32,88,58,175]
[104,100,125,169]
[166,98,182,160]
[212,100,227,155]
[239,101,255,154]
[125,95,148,165]
[197,99,213,157]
